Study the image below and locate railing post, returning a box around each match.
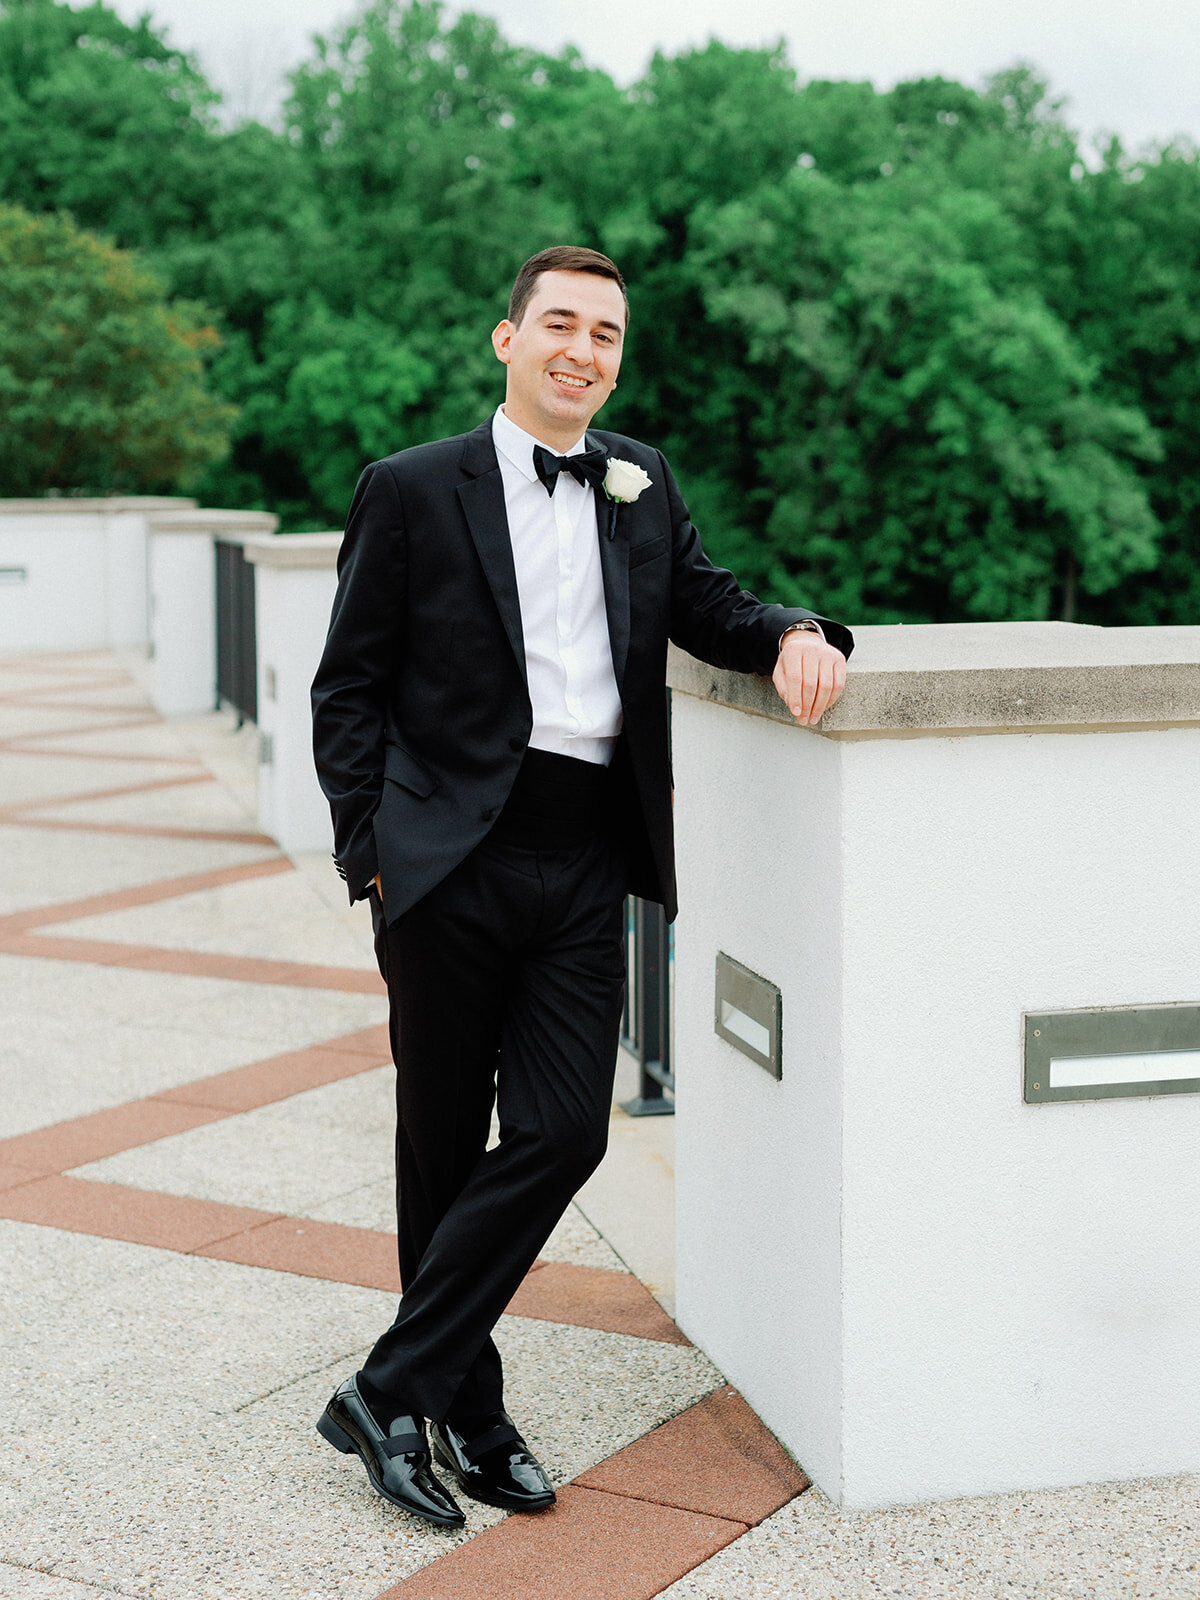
[621,894,674,1116]
[214,539,258,726]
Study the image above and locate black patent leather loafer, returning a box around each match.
[431,1411,556,1512]
[317,1375,465,1528]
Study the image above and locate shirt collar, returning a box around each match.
[492,405,588,484]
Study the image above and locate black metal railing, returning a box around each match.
[621,895,674,1116]
[214,539,257,726]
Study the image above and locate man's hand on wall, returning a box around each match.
[773,633,847,727]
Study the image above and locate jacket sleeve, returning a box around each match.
[310,460,406,902]
[661,453,854,673]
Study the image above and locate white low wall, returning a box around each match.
[0,497,193,653]
[244,533,340,854]
[670,622,1200,1511]
[148,509,277,715]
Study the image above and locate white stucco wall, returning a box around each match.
[0,500,190,653]
[837,727,1200,1507]
[249,539,339,854]
[673,693,846,1497]
[670,629,1200,1511]
[149,531,216,715]
[147,511,276,717]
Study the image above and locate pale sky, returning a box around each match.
[111,0,1200,154]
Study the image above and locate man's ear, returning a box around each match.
[491,320,514,365]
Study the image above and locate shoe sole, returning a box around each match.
[317,1411,465,1528]
[432,1441,556,1513]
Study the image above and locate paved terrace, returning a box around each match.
[0,650,1195,1600]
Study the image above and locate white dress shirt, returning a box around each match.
[492,406,623,766]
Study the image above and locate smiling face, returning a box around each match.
[491,270,627,450]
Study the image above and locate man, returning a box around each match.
[310,246,853,1528]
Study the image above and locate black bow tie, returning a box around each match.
[532,443,609,497]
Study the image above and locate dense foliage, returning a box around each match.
[0,204,234,494]
[2,0,1198,622]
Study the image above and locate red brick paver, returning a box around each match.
[156,1037,390,1112]
[198,1214,400,1289]
[0,1175,280,1254]
[577,1383,808,1524]
[378,1484,746,1600]
[0,1100,227,1175]
[509,1260,688,1345]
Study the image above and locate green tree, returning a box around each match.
[689,174,1161,622]
[3,0,1198,624]
[0,204,234,494]
[0,0,219,248]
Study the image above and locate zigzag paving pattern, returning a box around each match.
[0,650,805,1600]
[8,653,1191,1600]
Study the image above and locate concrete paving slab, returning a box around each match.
[0,954,386,1138]
[14,721,196,760]
[72,1068,396,1214]
[304,1174,624,1270]
[301,1175,397,1232]
[658,1470,1200,1599]
[167,710,260,818]
[48,870,377,971]
[0,753,201,807]
[577,1106,676,1313]
[33,682,153,708]
[73,1074,637,1281]
[291,851,365,921]
[542,1204,626,1272]
[0,825,277,916]
[0,1221,391,1406]
[1,1226,462,1600]
[0,1220,720,1600]
[0,1565,130,1598]
[30,771,259,834]
[0,665,130,698]
[0,703,141,738]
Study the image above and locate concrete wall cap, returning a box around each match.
[0,497,196,514]
[146,508,278,536]
[241,531,342,568]
[668,622,1200,737]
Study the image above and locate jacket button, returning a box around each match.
[482,805,498,821]
[509,735,524,752]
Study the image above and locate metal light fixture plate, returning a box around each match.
[715,952,782,1080]
[1024,1003,1200,1103]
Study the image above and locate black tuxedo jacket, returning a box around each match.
[311,418,853,924]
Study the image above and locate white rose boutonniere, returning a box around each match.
[603,458,653,504]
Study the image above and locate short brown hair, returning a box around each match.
[508,246,628,326]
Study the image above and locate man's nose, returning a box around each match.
[563,328,593,368]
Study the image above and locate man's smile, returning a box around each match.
[548,371,593,390]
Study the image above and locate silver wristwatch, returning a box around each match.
[779,619,825,650]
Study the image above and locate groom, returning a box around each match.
[310,246,853,1527]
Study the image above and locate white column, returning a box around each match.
[669,622,1200,1510]
[243,533,341,854]
[146,510,277,716]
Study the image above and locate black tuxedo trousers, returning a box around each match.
[359,790,629,1425]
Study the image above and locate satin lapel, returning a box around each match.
[456,424,527,686]
[596,487,630,691]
